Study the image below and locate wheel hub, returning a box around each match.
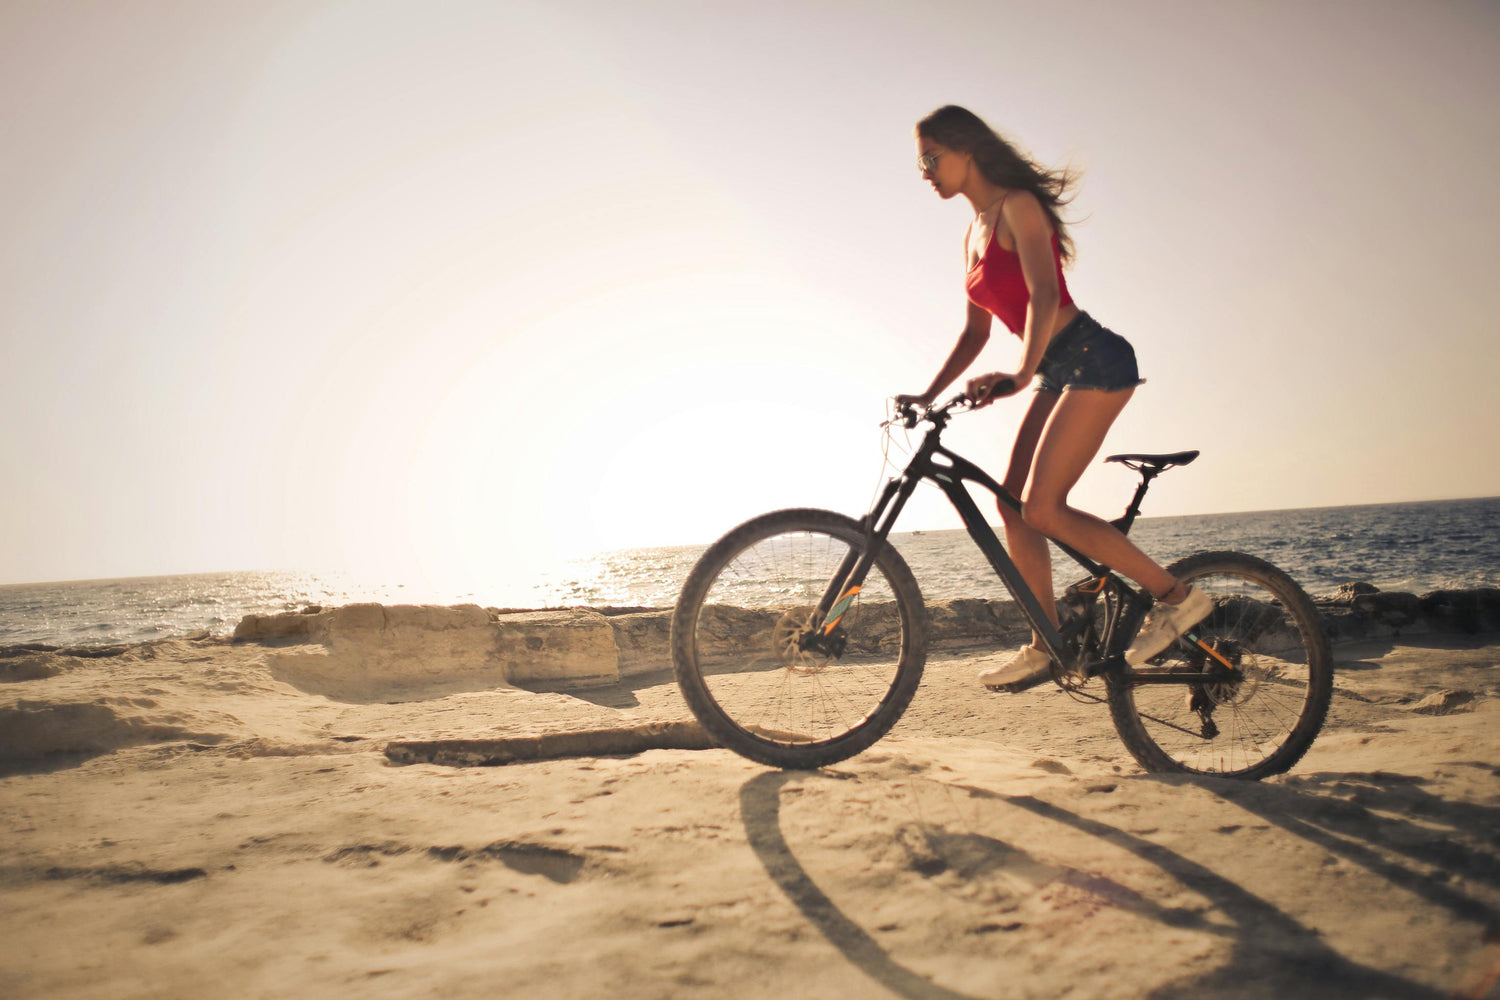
[1197,639,1259,707]
[771,608,832,674]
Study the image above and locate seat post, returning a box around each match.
[1111,468,1159,535]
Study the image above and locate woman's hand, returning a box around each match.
[894,392,935,409]
[966,371,1028,407]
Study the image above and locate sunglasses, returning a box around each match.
[917,151,943,174]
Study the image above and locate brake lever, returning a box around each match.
[882,399,917,429]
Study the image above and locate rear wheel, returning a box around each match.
[1106,551,1332,779]
[671,509,928,769]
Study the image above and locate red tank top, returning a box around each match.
[965,225,1073,334]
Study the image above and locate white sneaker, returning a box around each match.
[978,644,1053,692]
[1125,586,1213,665]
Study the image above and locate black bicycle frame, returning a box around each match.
[811,412,1159,680]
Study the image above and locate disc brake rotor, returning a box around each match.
[1198,639,1258,707]
[771,608,830,675]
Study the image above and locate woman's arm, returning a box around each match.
[899,299,992,406]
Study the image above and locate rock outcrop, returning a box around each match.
[491,610,618,688]
[0,698,217,758]
[384,721,715,767]
[1315,585,1500,641]
[1407,689,1478,715]
[601,610,675,677]
[222,586,1500,694]
[235,603,621,697]
[228,597,1042,695]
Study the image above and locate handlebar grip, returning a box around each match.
[962,379,1016,405]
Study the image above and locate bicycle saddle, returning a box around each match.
[1105,450,1200,472]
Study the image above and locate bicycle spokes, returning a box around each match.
[1109,553,1333,779]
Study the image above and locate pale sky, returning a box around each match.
[2,0,1498,592]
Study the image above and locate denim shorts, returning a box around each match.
[1034,311,1144,393]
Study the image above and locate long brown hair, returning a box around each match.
[916,105,1078,263]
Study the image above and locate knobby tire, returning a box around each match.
[1105,551,1333,779]
[671,509,928,769]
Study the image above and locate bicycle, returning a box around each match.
[670,392,1333,779]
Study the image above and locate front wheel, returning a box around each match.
[1106,551,1333,779]
[671,509,928,769]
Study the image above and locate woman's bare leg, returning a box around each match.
[997,390,1061,646]
[1020,387,1182,601]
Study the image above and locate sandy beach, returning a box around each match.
[2,618,1497,999]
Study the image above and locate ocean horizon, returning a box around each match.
[4,495,1497,649]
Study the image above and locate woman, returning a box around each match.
[899,105,1209,691]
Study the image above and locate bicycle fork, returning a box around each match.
[802,474,920,653]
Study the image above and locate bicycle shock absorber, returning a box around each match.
[1064,575,1109,604]
[1056,577,1108,683]
[822,586,861,634]
[1059,576,1107,631]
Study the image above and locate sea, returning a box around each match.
[3,497,1497,649]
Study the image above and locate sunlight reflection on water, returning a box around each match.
[4,498,1495,647]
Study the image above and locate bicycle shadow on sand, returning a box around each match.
[1203,766,1500,929]
[739,768,1485,1000]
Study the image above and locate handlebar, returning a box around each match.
[890,378,1017,429]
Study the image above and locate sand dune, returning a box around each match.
[1,619,1497,999]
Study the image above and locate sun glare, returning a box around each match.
[338,270,902,600]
